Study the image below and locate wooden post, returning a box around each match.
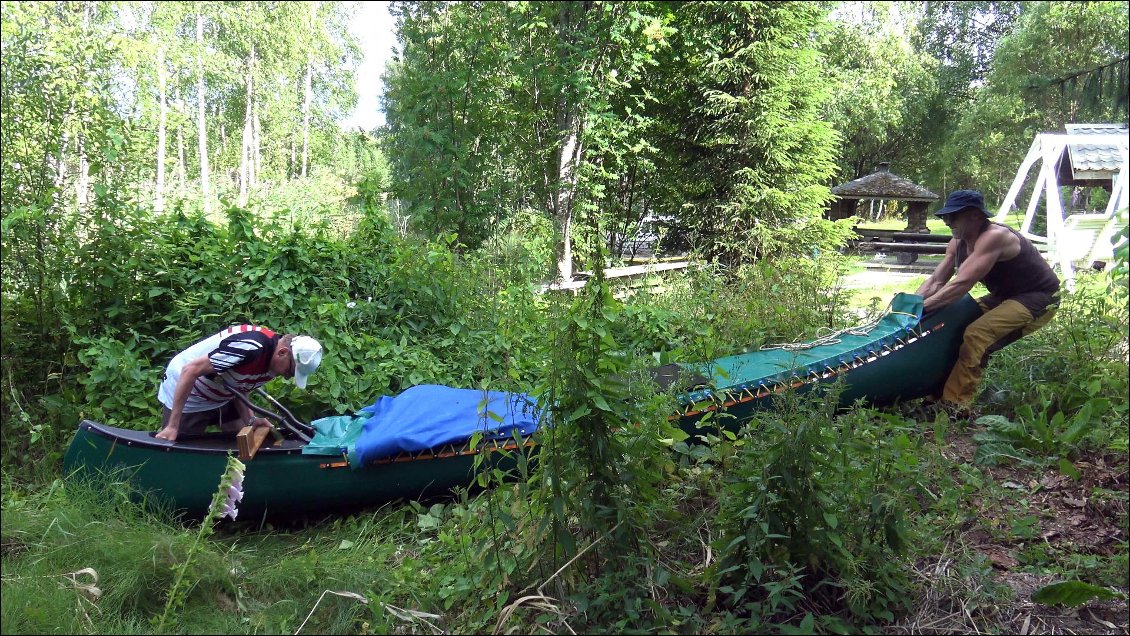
[906,201,930,233]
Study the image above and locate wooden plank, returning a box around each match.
[237,425,272,461]
[853,229,952,243]
[542,261,692,293]
[862,262,938,274]
[601,261,690,279]
[883,232,952,243]
[856,242,948,254]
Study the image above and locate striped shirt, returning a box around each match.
[158,325,279,413]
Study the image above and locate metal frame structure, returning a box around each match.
[994,130,1129,288]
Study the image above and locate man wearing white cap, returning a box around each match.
[155,325,322,442]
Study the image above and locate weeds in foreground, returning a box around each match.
[154,456,245,633]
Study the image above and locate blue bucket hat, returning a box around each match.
[936,189,989,217]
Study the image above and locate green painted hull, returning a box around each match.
[63,421,529,519]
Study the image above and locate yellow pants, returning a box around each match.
[941,298,1057,405]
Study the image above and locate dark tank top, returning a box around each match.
[956,223,1060,316]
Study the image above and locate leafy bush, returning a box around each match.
[982,270,1129,456]
[476,209,557,285]
[0,197,550,464]
[708,393,920,626]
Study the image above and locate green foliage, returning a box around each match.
[1111,219,1130,284]
[0,1,365,225]
[820,3,940,182]
[384,1,844,267]
[708,395,918,626]
[1031,580,1125,608]
[1,475,232,634]
[982,271,1129,456]
[941,1,1130,198]
[74,332,162,429]
[476,209,557,284]
[254,174,366,233]
[3,230,1127,632]
[3,3,1128,634]
[619,251,858,364]
[653,2,841,264]
[992,2,1129,123]
[0,196,546,462]
[908,1,1025,189]
[0,1,125,211]
[971,407,1099,466]
[156,456,246,633]
[530,281,666,597]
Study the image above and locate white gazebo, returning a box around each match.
[995,123,1129,288]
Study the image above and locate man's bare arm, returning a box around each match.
[155,356,215,441]
[916,243,957,301]
[922,230,1008,313]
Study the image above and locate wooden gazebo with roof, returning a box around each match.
[828,162,940,232]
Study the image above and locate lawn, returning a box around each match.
[857,216,954,235]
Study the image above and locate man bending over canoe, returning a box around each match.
[915,189,1060,416]
[155,325,323,442]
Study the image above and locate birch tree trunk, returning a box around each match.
[53,134,69,211]
[196,10,211,216]
[301,1,316,178]
[77,135,89,210]
[290,136,296,178]
[301,60,312,178]
[554,112,582,281]
[155,43,167,213]
[219,117,226,169]
[253,110,261,190]
[249,45,257,193]
[239,48,252,206]
[75,1,93,211]
[550,4,586,282]
[176,94,186,195]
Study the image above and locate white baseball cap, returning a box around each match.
[291,336,322,389]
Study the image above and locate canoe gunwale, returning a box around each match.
[75,420,307,456]
[73,420,535,467]
[669,297,978,423]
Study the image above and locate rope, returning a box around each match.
[759,299,919,352]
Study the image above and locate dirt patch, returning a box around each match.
[972,448,1127,559]
[940,430,979,465]
[992,571,1129,635]
[890,434,1129,635]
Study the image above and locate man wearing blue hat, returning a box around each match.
[915,189,1061,414]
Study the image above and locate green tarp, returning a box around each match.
[303,414,367,456]
[679,292,924,404]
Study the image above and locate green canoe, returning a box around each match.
[63,422,533,520]
[63,293,982,519]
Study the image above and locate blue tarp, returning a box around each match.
[347,384,543,467]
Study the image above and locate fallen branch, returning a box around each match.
[494,520,623,635]
[294,590,368,635]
